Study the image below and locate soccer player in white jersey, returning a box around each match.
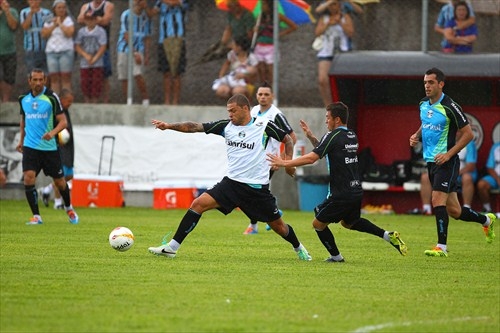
[242,82,297,234]
[148,94,312,261]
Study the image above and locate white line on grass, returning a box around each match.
[352,316,490,332]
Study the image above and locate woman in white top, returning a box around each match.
[314,0,353,107]
[42,0,75,94]
[213,36,258,100]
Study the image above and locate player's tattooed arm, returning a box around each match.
[152,119,204,133]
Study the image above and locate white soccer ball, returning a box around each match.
[58,128,71,145]
[109,227,135,252]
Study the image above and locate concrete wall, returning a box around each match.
[0,102,327,209]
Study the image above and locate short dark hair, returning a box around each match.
[233,36,251,52]
[425,67,445,83]
[326,102,349,124]
[28,68,46,80]
[227,94,250,109]
[259,81,272,91]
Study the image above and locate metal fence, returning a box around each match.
[1,0,499,107]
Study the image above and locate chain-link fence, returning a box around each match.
[1,0,498,107]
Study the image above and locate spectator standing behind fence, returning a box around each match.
[253,0,297,85]
[74,10,107,103]
[443,1,477,53]
[117,0,151,106]
[314,0,353,107]
[435,0,475,51]
[20,0,52,74]
[0,0,18,102]
[212,36,258,100]
[149,0,187,105]
[477,142,500,214]
[77,0,114,103]
[41,0,74,95]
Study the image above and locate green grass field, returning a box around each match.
[1,200,498,332]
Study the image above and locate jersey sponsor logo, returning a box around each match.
[422,123,442,131]
[25,112,49,119]
[344,143,358,149]
[255,121,264,127]
[226,139,255,150]
[345,156,358,164]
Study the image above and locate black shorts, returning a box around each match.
[206,177,281,222]
[314,196,362,225]
[427,156,460,193]
[22,146,64,179]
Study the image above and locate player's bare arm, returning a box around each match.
[151,119,203,133]
[268,151,320,169]
[300,120,319,147]
[281,134,296,177]
[409,125,422,147]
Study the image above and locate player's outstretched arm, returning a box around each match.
[151,119,204,133]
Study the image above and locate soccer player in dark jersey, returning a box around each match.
[268,102,407,262]
[409,67,495,257]
[148,94,312,261]
[16,68,79,225]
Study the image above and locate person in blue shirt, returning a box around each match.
[150,0,187,105]
[409,67,495,257]
[477,142,500,213]
[20,0,52,74]
[443,1,478,53]
[434,0,475,51]
[116,0,151,106]
[16,68,79,225]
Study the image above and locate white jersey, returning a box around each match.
[204,118,288,185]
[251,104,283,156]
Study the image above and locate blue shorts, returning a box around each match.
[46,50,75,73]
[480,175,499,189]
[63,165,74,177]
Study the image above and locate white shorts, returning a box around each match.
[253,44,275,64]
[117,52,144,80]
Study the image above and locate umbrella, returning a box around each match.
[215,0,315,25]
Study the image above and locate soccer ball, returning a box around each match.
[58,128,70,145]
[109,227,135,252]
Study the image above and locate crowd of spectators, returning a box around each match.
[0,0,485,105]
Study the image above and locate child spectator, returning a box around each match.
[116,0,151,106]
[213,36,258,100]
[74,10,107,103]
[41,0,75,94]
